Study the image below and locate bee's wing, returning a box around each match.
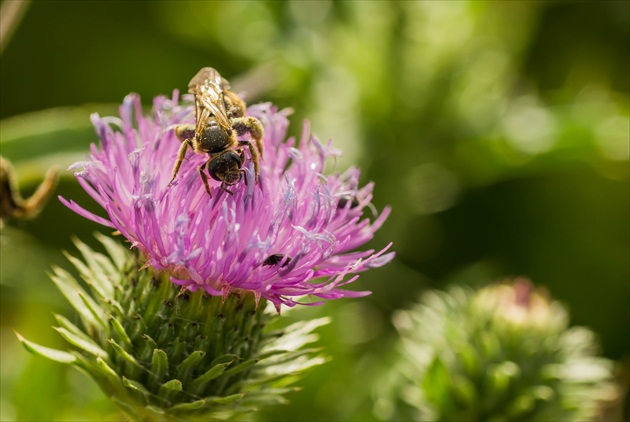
[194,104,211,136]
[188,67,231,130]
[188,67,226,90]
[198,95,230,129]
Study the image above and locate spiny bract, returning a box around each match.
[375,281,619,422]
[18,235,328,420]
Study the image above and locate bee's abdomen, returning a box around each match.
[198,124,232,153]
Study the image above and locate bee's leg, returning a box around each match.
[231,116,264,161]
[220,182,234,195]
[238,140,260,182]
[238,149,246,166]
[239,169,249,186]
[198,160,212,197]
[237,149,250,185]
[175,124,196,143]
[224,91,247,118]
[168,139,193,186]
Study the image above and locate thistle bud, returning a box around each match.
[376,280,620,421]
[18,235,328,420]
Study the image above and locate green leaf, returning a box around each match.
[73,355,126,398]
[479,331,501,360]
[95,232,128,271]
[271,317,330,350]
[211,354,238,366]
[257,347,322,367]
[96,356,121,384]
[142,334,158,350]
[72,237,116,297]
[176,351,206,382]
[505,393,535,419]
[109,315,133,349]
[143,406,167,416]
[63,253,111,303]
[222,358,258,377]
[422,357,453,413]
[160,379,183,391]
[487,361,520,397]
[108,338,142,368]
[459,343,480,377]
[234,389,292,407]
[203,393,245,406]
[158,379,183,402]
[92,248,122,282]
[451,375,477,409]
[77,290,108,328]
[150,349,169,385]
[53,326,107,358]
[49,266,100,329]
[238,371,303,387]
[53,313,89,339]
[531,385,555,402]
[15,331,76,363]
[167,399,206,412]
[192,362,230,386]
[122,376,151,395]
[255,349,291,360]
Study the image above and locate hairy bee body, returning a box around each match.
[168,67,264,197]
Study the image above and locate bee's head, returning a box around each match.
[208,151,243,186]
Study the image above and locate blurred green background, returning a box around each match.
[1,1,628,420]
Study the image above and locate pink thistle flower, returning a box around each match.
[61,91,393,309]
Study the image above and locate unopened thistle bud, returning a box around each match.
[376,279,619,421]
[18,236,329,420]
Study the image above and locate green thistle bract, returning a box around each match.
[17,234,327,421]
[377,280,619,422]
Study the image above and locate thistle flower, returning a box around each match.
[18,85,393,419]
[60,91,393,310]
[376,279,619,421]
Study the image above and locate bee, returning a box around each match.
[168,67,264,197]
